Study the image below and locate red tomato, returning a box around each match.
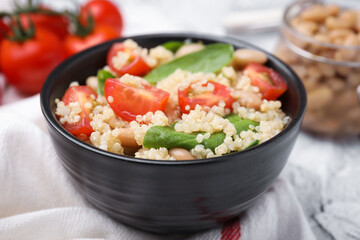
[0,27,65,95]
[64,25,119,57]
[79,0,123,36]
[104,78,170,121]
[61,86,97,139]
[0,20,9,70]
[244,63,287,100]
[19,6,69,39]
[0,20,9,43]
[178,81,234,114]
[107,42,151,77]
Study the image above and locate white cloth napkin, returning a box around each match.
[0,95,316,240]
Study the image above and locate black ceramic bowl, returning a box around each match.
[40,33,306,234]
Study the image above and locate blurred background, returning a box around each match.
[1,0,360,239]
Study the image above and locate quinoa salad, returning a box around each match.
[55,39,290,160]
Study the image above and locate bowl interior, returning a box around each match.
[41,33,306,163]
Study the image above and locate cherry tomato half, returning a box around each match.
[104,78,170,121]
[244,63,287,101]
[79,0,123,36]
[107,42,151,77]
[64,25,119,57]
[61,86,97,140]
[178,81,234,114]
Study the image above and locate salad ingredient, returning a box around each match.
[175,43,204,57]
[168,148,195,160]
[225,114,259,133]
[246,140,260,149]
[145,43,234,83]
[178,81,234,114]
[97,69,115,95]
[143,115,258,151]
[60,86,97,139]
[56,40,289,160]
[143,126,225,151]
[104,78,170,121]
[233,49,268,68]
[118,128,139,148]
[233,90,262,110]
[245,63,287,100]
[162,41,184,53]
[107,42,151,76]
[80,0,123,36]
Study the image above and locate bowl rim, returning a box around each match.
[40,32,307,166]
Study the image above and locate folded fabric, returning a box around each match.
[0,95,315,240]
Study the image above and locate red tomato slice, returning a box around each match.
[244,63,287,101]
[61,86,97,139]
[178,81,234,114]
[104,78,170,121]
[107,42,151,77]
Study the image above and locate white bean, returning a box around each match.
[234,90,262,110]
[175,44,204,57]
[169,148,195,160]
[118,128,139,148]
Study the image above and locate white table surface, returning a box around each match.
[1,1,360,239]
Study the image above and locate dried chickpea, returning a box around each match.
[307,85,333,111]
[347,72,360,87]
[356,14,360,32]
[319,48,336,59]
[291,64,308,78]
[325,5,341,16]
[334,90,358,110]
[326,77,346,92]
[334,47,357,62]
[325,16,353,29]
[314,33,330,43]
[336,66,352,76]
[301,5,329,22]
[317,63,335,78]
[346,108,360,121]
[307,65,322,82]
[329,28,354,40]
[293,21,318,36]
[303,80,318,91]
[340,10,357,29]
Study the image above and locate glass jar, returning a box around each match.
[274,0,360,136]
